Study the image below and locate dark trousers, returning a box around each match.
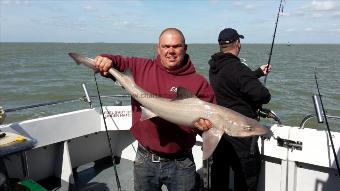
[211,134,261,191]
[0,158,10,191]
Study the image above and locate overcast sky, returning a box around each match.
[1,0,339,44]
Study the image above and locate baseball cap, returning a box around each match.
[218,28,244,45]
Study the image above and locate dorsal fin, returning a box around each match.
[120,69,134,89]
[140,106,158,121]
[175,87,196,100]
[124,69,134,79]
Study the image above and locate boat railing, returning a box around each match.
[0,92,131,124]
[299,94,340,129]
[2,94,131,114]
[299,114,340,129]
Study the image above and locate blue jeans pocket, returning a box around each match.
[175,156,196,170]
[134,151,146,167]
[171,156,197,191]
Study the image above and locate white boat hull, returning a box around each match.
[1,106,339,190]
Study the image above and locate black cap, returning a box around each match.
[218,28,244,45]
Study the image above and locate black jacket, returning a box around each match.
[209,52,271,119]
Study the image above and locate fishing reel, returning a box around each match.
[257,107,282,125]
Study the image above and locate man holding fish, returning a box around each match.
[94,28,215,191]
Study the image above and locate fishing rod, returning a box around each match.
[93,72,123,191]
[313,68,340,176]
[263,0,284,85]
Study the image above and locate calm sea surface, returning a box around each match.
[0,43,339,131]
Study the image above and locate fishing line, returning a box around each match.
[263,0,284,85]
[93,72,123,191]
[314,68,340,176]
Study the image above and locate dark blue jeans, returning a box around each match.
[133,147,198,191]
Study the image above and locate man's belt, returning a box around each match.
[137,144,191,163]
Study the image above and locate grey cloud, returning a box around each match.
[299,1,338,14]
[1,0,31,6]
[30,16,88,32]
[110,19,156,33]
[285,28,295,32]
[83,4,97,12]
[292,1,338,19]
[333,11,340,17]
[234,1,257,13]
[309,1,337,11]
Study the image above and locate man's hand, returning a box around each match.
[260,64,272,75]
[95,56,113,76]
[194,118,213,131]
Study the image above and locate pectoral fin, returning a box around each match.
[202,127,224,160]
[140,106,158,121]
[173,87,197,100]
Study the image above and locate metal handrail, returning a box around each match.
[299,114,340,129]
[3,95,130,113]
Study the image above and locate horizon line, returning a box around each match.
[1,42,339,45]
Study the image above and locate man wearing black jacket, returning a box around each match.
[209,28,271,191]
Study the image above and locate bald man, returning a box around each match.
[95,28,215,191]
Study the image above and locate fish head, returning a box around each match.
[225,119,271,138]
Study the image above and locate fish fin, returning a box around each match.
[124,69,134,80]
[115,81,122,87]
[174,87,197,100]
[140,106,158,121]
[202,128,224,160]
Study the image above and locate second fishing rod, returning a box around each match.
[263,0,284,85]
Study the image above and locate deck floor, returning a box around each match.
[73,157,205,191]
[74,157,135,191]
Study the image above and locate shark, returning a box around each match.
[69,53,270,159]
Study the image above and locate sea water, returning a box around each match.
[0,43,339,130]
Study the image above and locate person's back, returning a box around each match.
[209,28,270,191]
[209,52,270,118]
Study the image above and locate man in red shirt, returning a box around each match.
[95,28,215,191]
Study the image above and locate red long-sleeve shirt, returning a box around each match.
[101,54,215,154]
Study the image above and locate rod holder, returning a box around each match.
[82,84,92,108]
[313,95,324,123]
